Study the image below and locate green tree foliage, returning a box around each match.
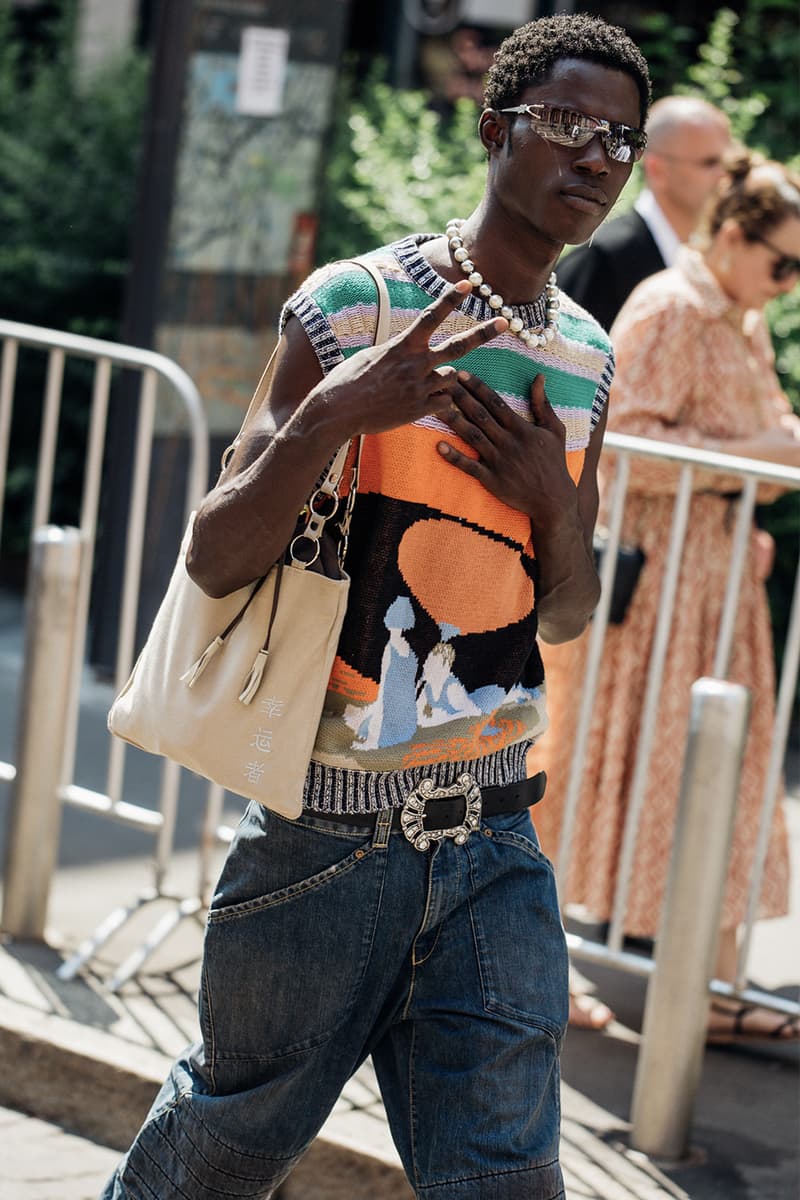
[631,10,696,100]
[0,2,148,335]
[679,7,768,139]
[317,62,486,263]
[0,1,148,561]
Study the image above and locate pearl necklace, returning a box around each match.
[446,219,559,349]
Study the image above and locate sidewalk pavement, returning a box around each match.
[0,583,798,1199]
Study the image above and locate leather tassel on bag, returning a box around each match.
[181,635,225,687]
[238,649,270,704]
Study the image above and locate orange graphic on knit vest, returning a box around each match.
[397,519,534,636]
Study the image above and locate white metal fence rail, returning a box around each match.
[0,318,213,983]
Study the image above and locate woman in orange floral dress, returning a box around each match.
[535,150,800,1041]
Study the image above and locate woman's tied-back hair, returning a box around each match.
[705,146,800,242]
[484,13,651,127]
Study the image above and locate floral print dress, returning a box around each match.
[533,248,792,935]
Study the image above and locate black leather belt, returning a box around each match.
[307,770,546,840]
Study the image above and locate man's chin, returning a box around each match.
[558,217,606,248]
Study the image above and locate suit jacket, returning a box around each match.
[556,209,666,332]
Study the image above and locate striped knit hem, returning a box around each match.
[302,741,533,815]
[281,287,344,374]
[593,349,614,430]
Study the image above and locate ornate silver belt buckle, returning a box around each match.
[400,773,482,851]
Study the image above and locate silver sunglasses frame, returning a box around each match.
[499,103,647,164]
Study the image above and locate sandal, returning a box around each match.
[569,991,615,1031]
[707,1000,800,1045]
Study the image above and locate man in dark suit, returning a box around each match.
[557,95,731,329]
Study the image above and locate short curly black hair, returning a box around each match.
[484,13,651,128]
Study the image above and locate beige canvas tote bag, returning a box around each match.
[108,258,391,817]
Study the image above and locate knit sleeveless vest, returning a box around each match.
[282,235,613,790]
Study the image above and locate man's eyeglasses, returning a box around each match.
[752,233,800,283]
[500,103,647,164]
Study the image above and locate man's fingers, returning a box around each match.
[436,438,484,480]
[406,280,509,348]
[444,388,503,457]
[430,364,459,393]
[530,373,567,440]
[432,315,508,361]
[405,281,474,346]
[530,374,559,424]
[452,370,515,427]
[529,373,548,416]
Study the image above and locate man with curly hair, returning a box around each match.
[102,13,650,1200]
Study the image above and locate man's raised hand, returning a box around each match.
[312,280,508,436]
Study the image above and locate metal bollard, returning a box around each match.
[2,527,85,940]
[630,678,750,1160]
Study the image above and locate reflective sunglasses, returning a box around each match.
[752,233,800,283]
[500,103,647,164]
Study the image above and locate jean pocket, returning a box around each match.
[469,824,568,1040]
[486,808,555,871]
[200,810,385,1083]
[207,839,373,921]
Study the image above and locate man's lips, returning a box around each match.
[560,186,608,212]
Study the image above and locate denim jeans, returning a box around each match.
[101,800,568,1199]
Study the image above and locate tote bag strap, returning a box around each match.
[304,257,390,494]
[220,256,390,476]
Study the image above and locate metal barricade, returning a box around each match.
[0,318,215,985]
[559,432,800,1125]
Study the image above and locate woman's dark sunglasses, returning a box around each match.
[500,103,647,164]
[753,233,800,283]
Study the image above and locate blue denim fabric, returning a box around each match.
[101,801,568,1200]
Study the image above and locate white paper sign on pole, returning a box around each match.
[236,26,290,117]
[461,0,534,26]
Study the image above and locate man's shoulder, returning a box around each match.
[558,291,612,347]
[300,245,394,293]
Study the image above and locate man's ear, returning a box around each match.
[479,109,507,154]
[642,151,665,190]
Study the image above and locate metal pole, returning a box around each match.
[736,550,800,987]
[1,527,85,940]
[609,465,695,952]
[556,452,630,887]
[631,678,751,1160]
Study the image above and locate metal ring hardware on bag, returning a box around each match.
[289,440,352,570]
[400,773,483,851]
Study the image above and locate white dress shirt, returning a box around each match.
[634,189,681,267]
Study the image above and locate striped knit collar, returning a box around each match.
[392,234,550,332]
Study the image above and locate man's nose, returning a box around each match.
[572,135,611,174]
